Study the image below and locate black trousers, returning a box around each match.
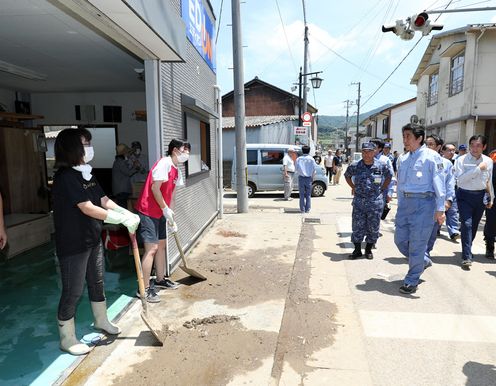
[485,205,496,242]
[57,242,106,320]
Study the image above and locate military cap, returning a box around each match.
[361,142,376,151]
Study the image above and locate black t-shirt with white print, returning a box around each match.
[52,167,105,257]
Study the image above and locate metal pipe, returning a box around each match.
[213,85,224,219]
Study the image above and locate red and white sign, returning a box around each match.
[302,112,312,122]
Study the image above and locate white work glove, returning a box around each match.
[168,221,178,234]
[105,209,140,234]
[162,206,174,223]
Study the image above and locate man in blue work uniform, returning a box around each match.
[345,142,392,259]
[424,134,455,269]
[454,135,494,269]
[441,143,460,241]
[295,145,318,213]
[395,123,446,294]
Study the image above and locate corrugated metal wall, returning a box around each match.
[161,0,218,273]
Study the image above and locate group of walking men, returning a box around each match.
[345,122,495,295]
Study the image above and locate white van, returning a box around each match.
[231,144,329,198]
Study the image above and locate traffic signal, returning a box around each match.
[382,12,443,39]
[410,12,443,36]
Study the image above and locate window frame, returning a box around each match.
[428,73,439,106]
[183,111,211,178]
[449,51,464,97]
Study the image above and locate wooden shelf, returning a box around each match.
[0,112,44,121]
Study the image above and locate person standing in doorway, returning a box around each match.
[282,146,296,201]
[135,139,191,302]
[345,142,392,259]
[112,143,138,208]
[0,192,7,249]
[332,149,343,185]
[323,150,334,182]
[52,128,140,355]
[454,135,494,269]
[295,145,317,213]
[484,149,496,258]
[395,123,446,294]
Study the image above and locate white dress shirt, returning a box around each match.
[454,153,494,200]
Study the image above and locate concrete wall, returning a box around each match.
[390,101,416,154]
[419,28,496,145]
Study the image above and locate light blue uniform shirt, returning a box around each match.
[295,154,317,177]
[376,152,395,197]
[397,144,446,212]
[442,157,455,203]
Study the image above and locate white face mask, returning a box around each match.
[177,152,189,163]
[84,146,94,163]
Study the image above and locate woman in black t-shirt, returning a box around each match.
[52,128,139,355]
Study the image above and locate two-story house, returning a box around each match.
[411,24,496,150]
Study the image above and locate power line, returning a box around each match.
[215,0,224,45]
[274,0,298,73]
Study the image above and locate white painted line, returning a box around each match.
[360,310,496,343]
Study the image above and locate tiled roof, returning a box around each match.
[222,115,298,129]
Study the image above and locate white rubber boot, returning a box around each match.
[58,318,90,355]
[91,301,121,335]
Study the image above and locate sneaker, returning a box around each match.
[399,284,417,294]
[154,277,179,290]
[461,260,472,269]
[424,260,433,270]
[136,287,160,303]
[450,233,460,241]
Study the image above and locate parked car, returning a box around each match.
[231,144,329,198]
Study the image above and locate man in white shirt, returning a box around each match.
[323,150,334,182]
[295,145,318,213]
[454,135,494,269]
[282,146,296,201]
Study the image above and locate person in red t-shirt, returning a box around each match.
[135,139,191,303]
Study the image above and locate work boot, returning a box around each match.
[58,318,90,355]
[348,243,362,259]
[91,301,121,335]
[485,240,495,259]
[365,243,374,260]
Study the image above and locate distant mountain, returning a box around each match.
[317,103,394,130]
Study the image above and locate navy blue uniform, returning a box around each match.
[345,159,392,244]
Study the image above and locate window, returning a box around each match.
[450,52,464,96]
[247,150,258,165]
[261,150,284,165]
[428,73,438,106]
[184,113,211,175]
[382,117,389,135]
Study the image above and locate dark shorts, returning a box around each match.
[138,212,167,244]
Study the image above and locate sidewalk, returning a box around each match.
[63,181,496,386]
[62,182,374,385]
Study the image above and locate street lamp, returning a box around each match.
[297,67,323,126]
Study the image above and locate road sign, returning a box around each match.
[302,112,312,122]
[302,121,311,127]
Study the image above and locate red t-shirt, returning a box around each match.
[135,156,181,219]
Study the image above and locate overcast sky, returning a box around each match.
[209,0,496,116]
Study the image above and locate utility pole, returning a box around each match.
[351,82,361,152]
[343,99,351,157]
[231,0,248,213]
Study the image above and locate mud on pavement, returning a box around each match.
[66,212,340,385]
